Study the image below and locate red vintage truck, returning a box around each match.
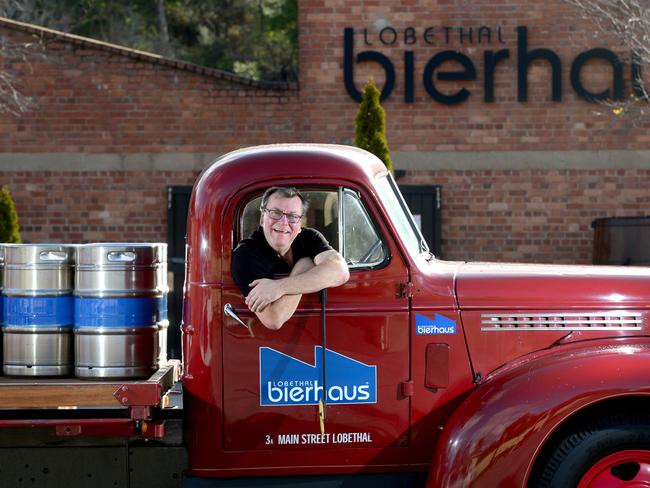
[3,144,650,488]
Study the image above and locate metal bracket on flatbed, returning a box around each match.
[112,362,180,412]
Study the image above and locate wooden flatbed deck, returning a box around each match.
[0,360,180,410]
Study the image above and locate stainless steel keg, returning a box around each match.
[74,243,168,378]
[2,244,75,376]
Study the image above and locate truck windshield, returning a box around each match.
[375,174,429,258]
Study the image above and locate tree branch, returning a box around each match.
[564,0,650,122]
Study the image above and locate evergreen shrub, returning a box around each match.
[0,185,21,243]
[354,80,394,174]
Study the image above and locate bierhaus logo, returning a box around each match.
[415,313,457,335]
[259,346,377,406]
[343,25,644,105]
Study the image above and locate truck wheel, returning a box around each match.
[536,414,650,488]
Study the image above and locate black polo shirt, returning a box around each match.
[232,227,333,297]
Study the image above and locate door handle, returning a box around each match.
[224,303,254,337]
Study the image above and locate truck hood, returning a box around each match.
[456,261,650,310]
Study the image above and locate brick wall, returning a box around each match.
[402,168,650,263]
[0,29,302,154]
[1,1,650,264]
[0,21,303,245]
[5,170,198,243]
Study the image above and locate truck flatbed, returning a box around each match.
[0,360,180,410]
[0,361,181,438]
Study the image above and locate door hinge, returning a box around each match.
[401,380,414,397]
[397,282,413,298]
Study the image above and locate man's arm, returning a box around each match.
[248,257,314,330]
[279,249,350,295]
[246,250,350,328]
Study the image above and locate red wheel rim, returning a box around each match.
[578,450,650,488]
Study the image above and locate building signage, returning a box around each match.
[344,25,643,104]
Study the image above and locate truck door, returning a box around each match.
[220,185,410,467]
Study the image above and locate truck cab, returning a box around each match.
[183,144,650,487]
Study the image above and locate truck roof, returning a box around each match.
[197,144,388,192]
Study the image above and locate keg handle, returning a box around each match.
[224,303,254,337]
[39,251,68,261]
[107,251,136,262]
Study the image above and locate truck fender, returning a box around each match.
[428,339,650,488]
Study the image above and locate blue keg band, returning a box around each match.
[2,295,74,327]
[74,296,166,328]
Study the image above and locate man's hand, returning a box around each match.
[246,277,286,313]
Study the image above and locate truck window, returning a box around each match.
[375,174,427,258]
[341,188,386,267]
[237,188,386,269]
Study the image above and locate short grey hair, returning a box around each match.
[260,187,309,215]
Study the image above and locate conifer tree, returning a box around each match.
[354,80,394,174]
[0,185,21,243]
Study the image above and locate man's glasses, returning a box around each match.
[261,207,302,224]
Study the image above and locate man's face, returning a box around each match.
[261,194,303,255]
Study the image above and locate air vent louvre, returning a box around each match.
[481,312,642,331]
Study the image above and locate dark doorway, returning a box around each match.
[592,216,650,266]
[166,185,192,359]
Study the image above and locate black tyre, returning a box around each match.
[536,413,650,487]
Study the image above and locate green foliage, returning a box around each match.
[166,0,297,81]
[0,185,21,243]
[354,80,393,174]
[6,0,298,82]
